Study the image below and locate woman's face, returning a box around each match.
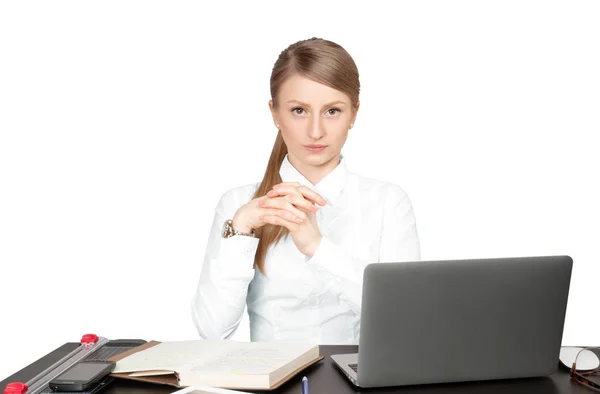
[269,74,358,168]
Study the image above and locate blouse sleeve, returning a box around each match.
[304,185,421,314]
[191,188,259,339]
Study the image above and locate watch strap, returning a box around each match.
[223,219,256,238]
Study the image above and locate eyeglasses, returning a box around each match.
[561,346,600,391]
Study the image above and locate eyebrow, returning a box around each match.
[286,100,346,107]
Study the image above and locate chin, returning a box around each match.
[289,146,339,166]
[302,152,337,166]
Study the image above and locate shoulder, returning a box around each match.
[215,182,261,216]
[349,171,411,207]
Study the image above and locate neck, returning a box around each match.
[288,153,340,185]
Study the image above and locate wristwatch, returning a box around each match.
[221,219,256,238]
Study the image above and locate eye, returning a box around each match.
[291,107,342,116]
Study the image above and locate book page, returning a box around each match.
[114,339,318,377]
[114,340,228,373]
[185,341,318,375]
[171,386,253,394]
[128,370,177,377]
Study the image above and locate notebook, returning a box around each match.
[108,339,322,390]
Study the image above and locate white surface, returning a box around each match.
[1,0,599,382]
[171,385,252,394]
[559,347,600,371]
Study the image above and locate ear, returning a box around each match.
[350,100,360,128]
[269,100,279,127]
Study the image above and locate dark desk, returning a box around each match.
[1,344,594,394]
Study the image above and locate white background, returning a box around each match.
[1,0,599,382]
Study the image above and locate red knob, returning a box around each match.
[4,382,28,394]
[80,334,99,344]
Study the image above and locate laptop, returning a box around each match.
[331,255,572,388]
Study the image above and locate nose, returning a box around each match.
[308,116,325,140]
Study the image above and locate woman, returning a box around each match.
[191,37,421,344]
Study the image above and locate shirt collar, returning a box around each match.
[279,153,348,205]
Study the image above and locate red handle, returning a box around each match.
[4,382,27,394]
[80,333,98,344]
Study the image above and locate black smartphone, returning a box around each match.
[49,360,116,392]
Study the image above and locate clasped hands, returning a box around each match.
[258,182,327,258]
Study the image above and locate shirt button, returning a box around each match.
[308,296,319,307]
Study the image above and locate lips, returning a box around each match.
[305,145,327,153]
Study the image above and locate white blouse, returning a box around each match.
[191,153,421,344]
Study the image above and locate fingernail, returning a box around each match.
[294,217,302,223]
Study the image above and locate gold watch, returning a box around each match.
[221,219,256,238]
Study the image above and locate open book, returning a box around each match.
[109,340,322,390]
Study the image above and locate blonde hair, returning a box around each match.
[252,37,360,275]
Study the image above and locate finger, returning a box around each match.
[259,208,304,223]
[272,181,302,189]
[258,215,300,232]
[270,184,326,206]
[268,186,325,207]
[260,197,309,219]
[295,185,327,206]
[265,190,317,213]
[284,194,318,215]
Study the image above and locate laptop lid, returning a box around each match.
[356,255,572,388]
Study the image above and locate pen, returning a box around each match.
[301,376,308,394]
